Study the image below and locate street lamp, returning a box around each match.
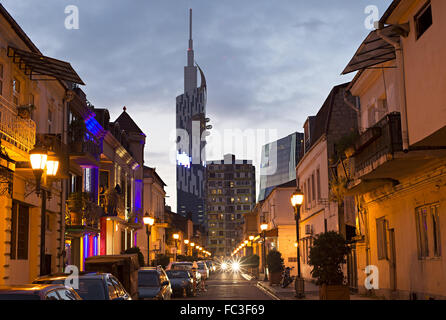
[143,212,155,266]
[249,235,254,256]
[173,233,179,261]
[30,146,61,276]
[291,187,305,298]
[260,221,268,281]
[184,239,190,256]
[30,146,48,195]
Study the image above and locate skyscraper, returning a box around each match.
[206,154,256,257]
[258,132,304,201]
[176,9,209,225]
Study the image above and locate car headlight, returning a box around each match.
[231,261,240,272]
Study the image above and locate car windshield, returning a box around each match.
[34,279,106,300]
[0,293,41,300]
[138,272,159,287]
[197,263,205,269]
[166,270,189,279]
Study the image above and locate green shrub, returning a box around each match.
[308,231,351,285]
[266,250,284,273]
[155,254,171,268]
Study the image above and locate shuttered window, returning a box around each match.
[376,218,388,260]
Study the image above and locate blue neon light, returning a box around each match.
[93,236,98,256]
[84,235,89,259]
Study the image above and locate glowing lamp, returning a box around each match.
[46,160,59,177]
[291,188,304,207]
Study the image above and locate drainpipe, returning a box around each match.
[376,28,410,152]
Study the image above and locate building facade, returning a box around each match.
[296,83,359,281]
[176,9,209,225]
[342,0,446,299]
[258,132,304,201]
[0,4,84,284]
[206,154,256,257]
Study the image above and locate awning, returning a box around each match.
[7,46,85,85]
[342,25,401,75]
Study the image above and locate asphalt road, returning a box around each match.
[176,271,274,300]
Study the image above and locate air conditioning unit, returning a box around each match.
[305,225,313,235]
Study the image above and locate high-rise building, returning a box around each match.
[176,9,209,225]
[258,132,304,201]
[206,154,256,257]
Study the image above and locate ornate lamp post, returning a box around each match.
[173,233,179,261]
[143,212,155,266]
[260,221,268,281]
[291,188,305,298]
[30,147,60,276]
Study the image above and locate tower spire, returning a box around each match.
[189,8,193,50]
[184,8,197,92]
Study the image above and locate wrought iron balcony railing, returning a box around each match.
[0,98,36,153]
[352,112,403,176]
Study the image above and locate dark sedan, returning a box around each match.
[165,270,195,297]
[0,284,82,300]
[138,267,172,300]
[33,272,131,300]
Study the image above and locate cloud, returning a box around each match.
[2,0,393,210]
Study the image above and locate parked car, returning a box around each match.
[197,261,210,280]
[169,262,202,284]
[138,267,172,300]
[33,272,131,300]
[0,284,82,300]
[165,270,195,297]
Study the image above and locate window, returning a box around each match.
[367,105,376,128]
[48,108,53,133]
[0,64,3,96]
[12,78,20,105]
[311,173,315,202]
[10,202,29,260]
[416,204,441,258]
[376,218,388,260]
[415,2,432,39]
[316,169,321,200]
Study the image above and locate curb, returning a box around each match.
[256,281,281,300]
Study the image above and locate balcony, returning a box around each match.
[351,112,403,179]
[66,192,101,235]
[68,119,101,166]
[347,112,446,194]
[0,99,36,158]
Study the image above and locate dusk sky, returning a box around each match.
[2,0,392,210]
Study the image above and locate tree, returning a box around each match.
[308,231,351,285]
[266,250,284,273]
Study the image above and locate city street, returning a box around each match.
[177,272,275,300]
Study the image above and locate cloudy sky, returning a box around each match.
[2,0,392,210]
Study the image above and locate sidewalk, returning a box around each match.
[252,273,379,300]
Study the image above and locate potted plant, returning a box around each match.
[266,250,284,285]
[308,231,351,300]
